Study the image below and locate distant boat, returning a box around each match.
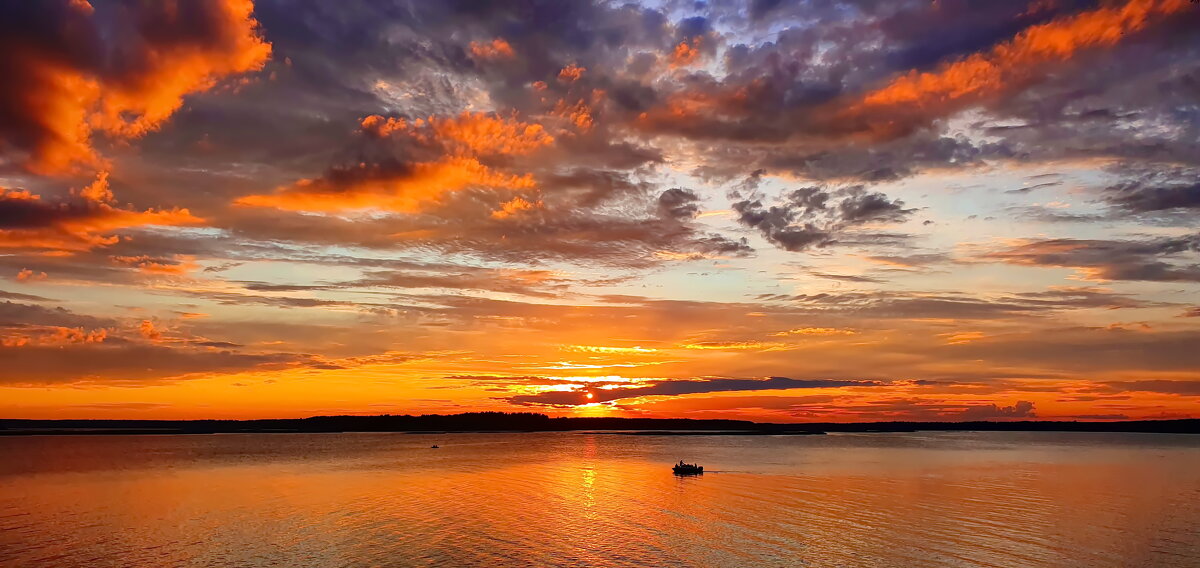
[672,461,703,475]
[431,445,439,449]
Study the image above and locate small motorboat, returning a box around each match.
[672,460,703,475]
[431,445,440,449]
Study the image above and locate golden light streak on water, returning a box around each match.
[1,432,1197,567]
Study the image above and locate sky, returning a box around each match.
[0,0,1198,422]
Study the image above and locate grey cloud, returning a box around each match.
[1109,182,1200,214]
[508,376,883,407]
[836,186,916,224]
[1104,381,1200,396]
[939,329,1200,373]
[981,235,1200,283]
[733,184,914,252]
[0,290,53,302]
[957,401,1036,420]
[1005,181,1062,194]
[658,188,702,219]
[1104,165,1200,218]
[0,301,114,329]
[866,253,951,269]
[0,343,310,385]
[757,287,1152,320]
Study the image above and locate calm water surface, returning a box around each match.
[1,431,1197,567]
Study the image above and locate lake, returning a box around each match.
[1,431,1197,567]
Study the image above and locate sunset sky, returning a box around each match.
[1,0,1198,421]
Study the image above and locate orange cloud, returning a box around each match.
[679,340,790,351]
[670,36,703,68]
[0,174,203,252]
[111,255,199,275]
[238,113,554,213]
[359,115,409,138]
[88,1,272,140]
[237,158,538,213]
[139,320,163,341]
[16,268,48,282]
[417,113,553,156]
[633,87,741,132]
[844,0,1192,134]
[562,345,658,354]
[469,38,515,60]
[0,0,271,173]
[552,99,594,131]
[363,113,553,155]
[636,0,1193,141]
[558,63,585,82]
[940,331,987,345]
[491,196,541,219]
[1,326,107,347]
[771,327,858,337]
[77,170,113,202]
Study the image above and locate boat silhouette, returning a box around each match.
[672,460,703,475]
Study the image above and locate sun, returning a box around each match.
[585,392,594,400]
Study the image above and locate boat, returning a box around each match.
[431,445,439,449]
[672,460,703,475]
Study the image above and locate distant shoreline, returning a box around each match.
[1,413,1196,436]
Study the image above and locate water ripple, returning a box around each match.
[0,432,1197,567]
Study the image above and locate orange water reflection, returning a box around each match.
[1,432,1197,567]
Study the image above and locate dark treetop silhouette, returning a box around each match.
[1,412,1196,436]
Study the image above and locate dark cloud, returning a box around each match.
[1005,205,1107,224]
[981,235,1200,282]
[1105,380,1200,396]
[657,188,702,219]
[0,301,114,329]
[801,270,885,284]
[0,290,53,302]
[627,0,1200,190]
[544,169,658,208]
[836,186,916,224]
[176,289,357,309]
[967,30,1200,171]
[1104,165,1200,217]
[508,376,883,407]
[0,343,307,385]
[346,267,569,298]
[733,184,914,252]
[1,0,1197,414]
[957,400,1036,420]
[1005,181,1062,194]
[0,175,201,253]
[192,340,243,349]
[865,253,951,269]
[757,286,1151,320]
[1006,288,1152,311]
[45,0,1191,268]
[782,396,1042,422]
[223,185,753,266]
[1110,182,1200,214]
[940,329,1200,373]
[0,299,326,385]
[447,375,575,387]
[0,0,271,173]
